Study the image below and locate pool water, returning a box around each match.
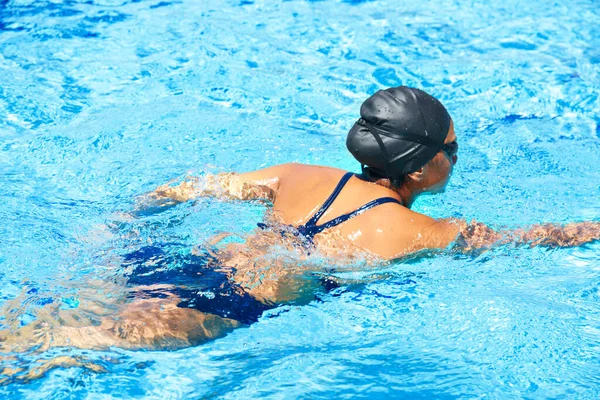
[1,0,600,397]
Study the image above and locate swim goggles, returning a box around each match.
[441,141,458,158]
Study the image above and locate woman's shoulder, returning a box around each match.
[275,163,352,188]
[279,163,348,175]
[362,206,462,259]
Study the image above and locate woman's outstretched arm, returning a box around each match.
[435,219,600,252]
[138,164,294,210]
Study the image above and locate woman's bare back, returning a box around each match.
[221,163,462,260]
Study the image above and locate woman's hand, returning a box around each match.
[152,178,201,203]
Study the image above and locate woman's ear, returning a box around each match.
[407,164,427,183]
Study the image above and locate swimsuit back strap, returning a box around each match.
[299,197,402,238]
[303,172,355,228]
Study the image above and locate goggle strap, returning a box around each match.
[359,119,444,149]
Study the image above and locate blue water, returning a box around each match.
[1,0,600,397]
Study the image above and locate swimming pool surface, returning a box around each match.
[1,0,600,397]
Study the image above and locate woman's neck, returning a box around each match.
[358,173,420,209]
[394,184,422,209]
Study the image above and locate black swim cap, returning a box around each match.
[346,86,451,179]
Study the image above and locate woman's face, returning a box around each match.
[421,120,458,193]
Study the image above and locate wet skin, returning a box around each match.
[2,121,599,382]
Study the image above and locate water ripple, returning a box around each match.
[1,0,600,397]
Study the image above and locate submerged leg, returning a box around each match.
[0,293,242,384]
[0,355,107,385]
[0,296,241,353]
[74,297,242,350]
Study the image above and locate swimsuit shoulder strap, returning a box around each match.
[302,172,355,228]
[300,197,402,238]
[297,171,403,239]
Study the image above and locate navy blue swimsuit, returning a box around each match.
[260,172,402,243]
[123,245,271,324]
[124,172,402,324]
